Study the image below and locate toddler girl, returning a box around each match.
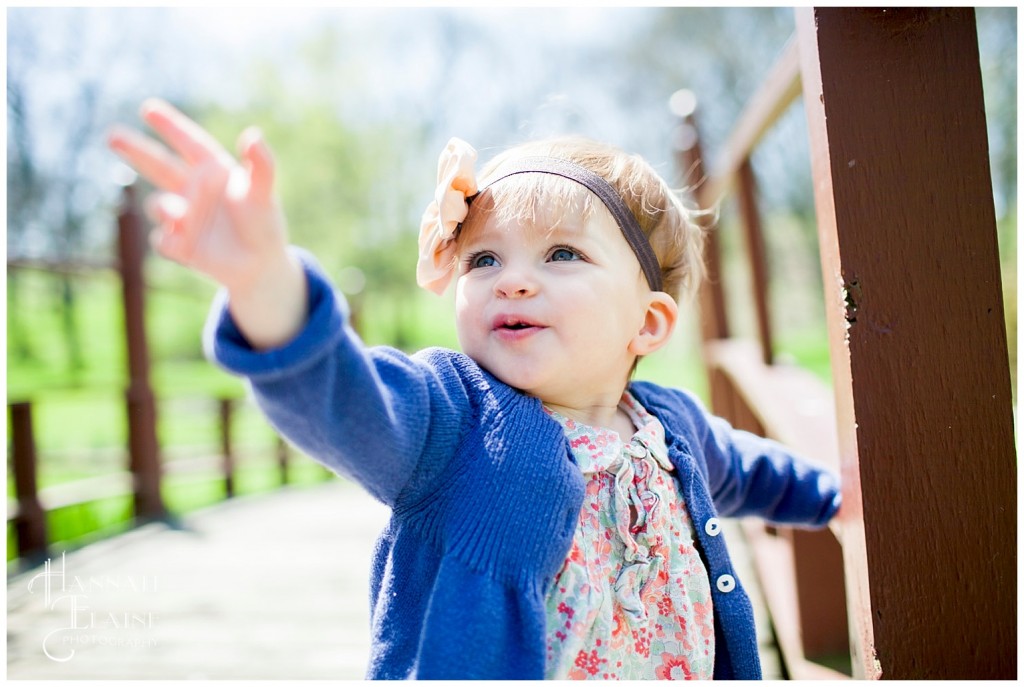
[108,99,841,680]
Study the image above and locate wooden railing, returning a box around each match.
[673,7,1015,680]
[7,184,326,566]
[6,397,306,564]
[674,34,849,681]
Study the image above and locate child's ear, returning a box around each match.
[628,292,678,357]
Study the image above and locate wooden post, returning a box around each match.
[675,111,729,344]
[220,398,236,498]
[277,436,290,486]
[796,7,1016,679]
[9,402,49,562]
[117,183,166,521]
[735,159,774,364]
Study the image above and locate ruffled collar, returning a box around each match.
[544,391,672,474]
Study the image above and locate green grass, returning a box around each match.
[8,494,135,564]
[6,265,340,562]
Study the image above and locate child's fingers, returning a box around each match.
[151,224,192,266]
[108,125,191,193]
[148,192,188,227]
[237,127,275,202]
[179,160,230,259]
[140,98,233,169]
[148,194,189,263]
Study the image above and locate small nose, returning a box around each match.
[493,265,537,299]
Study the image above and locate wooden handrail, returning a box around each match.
[676,27,848,682]
[6,447,293,522]
[682,7,1015,681]
[703,37,802,205]
[704,340,838,472]
[118,183,166,521]
[6,258,116,274]
[6,184,325,564]
[7,389,312,565]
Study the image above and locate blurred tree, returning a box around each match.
[7,6,1014,373]
[621,7,1015,228]
[190,23,430,346]
[603,6,1015,365]
[975,7,1016,240]
[6,7,201,379]
[8,10,108,377]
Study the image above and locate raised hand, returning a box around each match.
[108,99,308,349]
[108,99,286,290]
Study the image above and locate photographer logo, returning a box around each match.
[27,553,159,662]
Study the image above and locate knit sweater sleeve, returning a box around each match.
[702,412,841,527]
[635,382,841,528]
[202,247,471,506]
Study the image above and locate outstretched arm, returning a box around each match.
[205,251,472,507]
[107,99,306,350]
[703,415,842,528]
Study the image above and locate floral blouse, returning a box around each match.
[543,392,715,680]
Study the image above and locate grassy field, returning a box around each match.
[6,265,330,563]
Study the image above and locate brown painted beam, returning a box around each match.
[277,437,289,485]
[735,160,774,365]
[220,398,236,498]
[675,113,730,344]
[706,339,850,677]
[796,7,1016,679]
[9,402,49,562]
[117,183,167,522]
[704,37,802,204]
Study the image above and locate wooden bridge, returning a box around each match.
[7,480,389,679]
[673,7,1015,680]
[7,7,1016,681]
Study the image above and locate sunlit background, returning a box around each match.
[9,8,1015,360]
[7,0,1018,551]
[6,5,1015,679]
[5,6,1017,677]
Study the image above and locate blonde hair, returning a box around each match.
[460,136,706,303]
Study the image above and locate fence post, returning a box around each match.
[674,108,730,345]
[277,436,290,486]
[796,7,1015,678]
[9,402,49,563]
[220,398,236,498]
[735,159,774,365]
[117,182,166,522]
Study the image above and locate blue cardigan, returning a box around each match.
[204,251,841,680]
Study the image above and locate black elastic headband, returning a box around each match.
[474,156,663,292]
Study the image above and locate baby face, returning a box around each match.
[454,189,652,408]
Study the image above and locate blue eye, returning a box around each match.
[470,253,497,268]
[550,247,580,262]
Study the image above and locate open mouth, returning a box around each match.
[493,315,545,335]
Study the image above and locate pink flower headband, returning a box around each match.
[416,138,663,295]
[416,138,478,295]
